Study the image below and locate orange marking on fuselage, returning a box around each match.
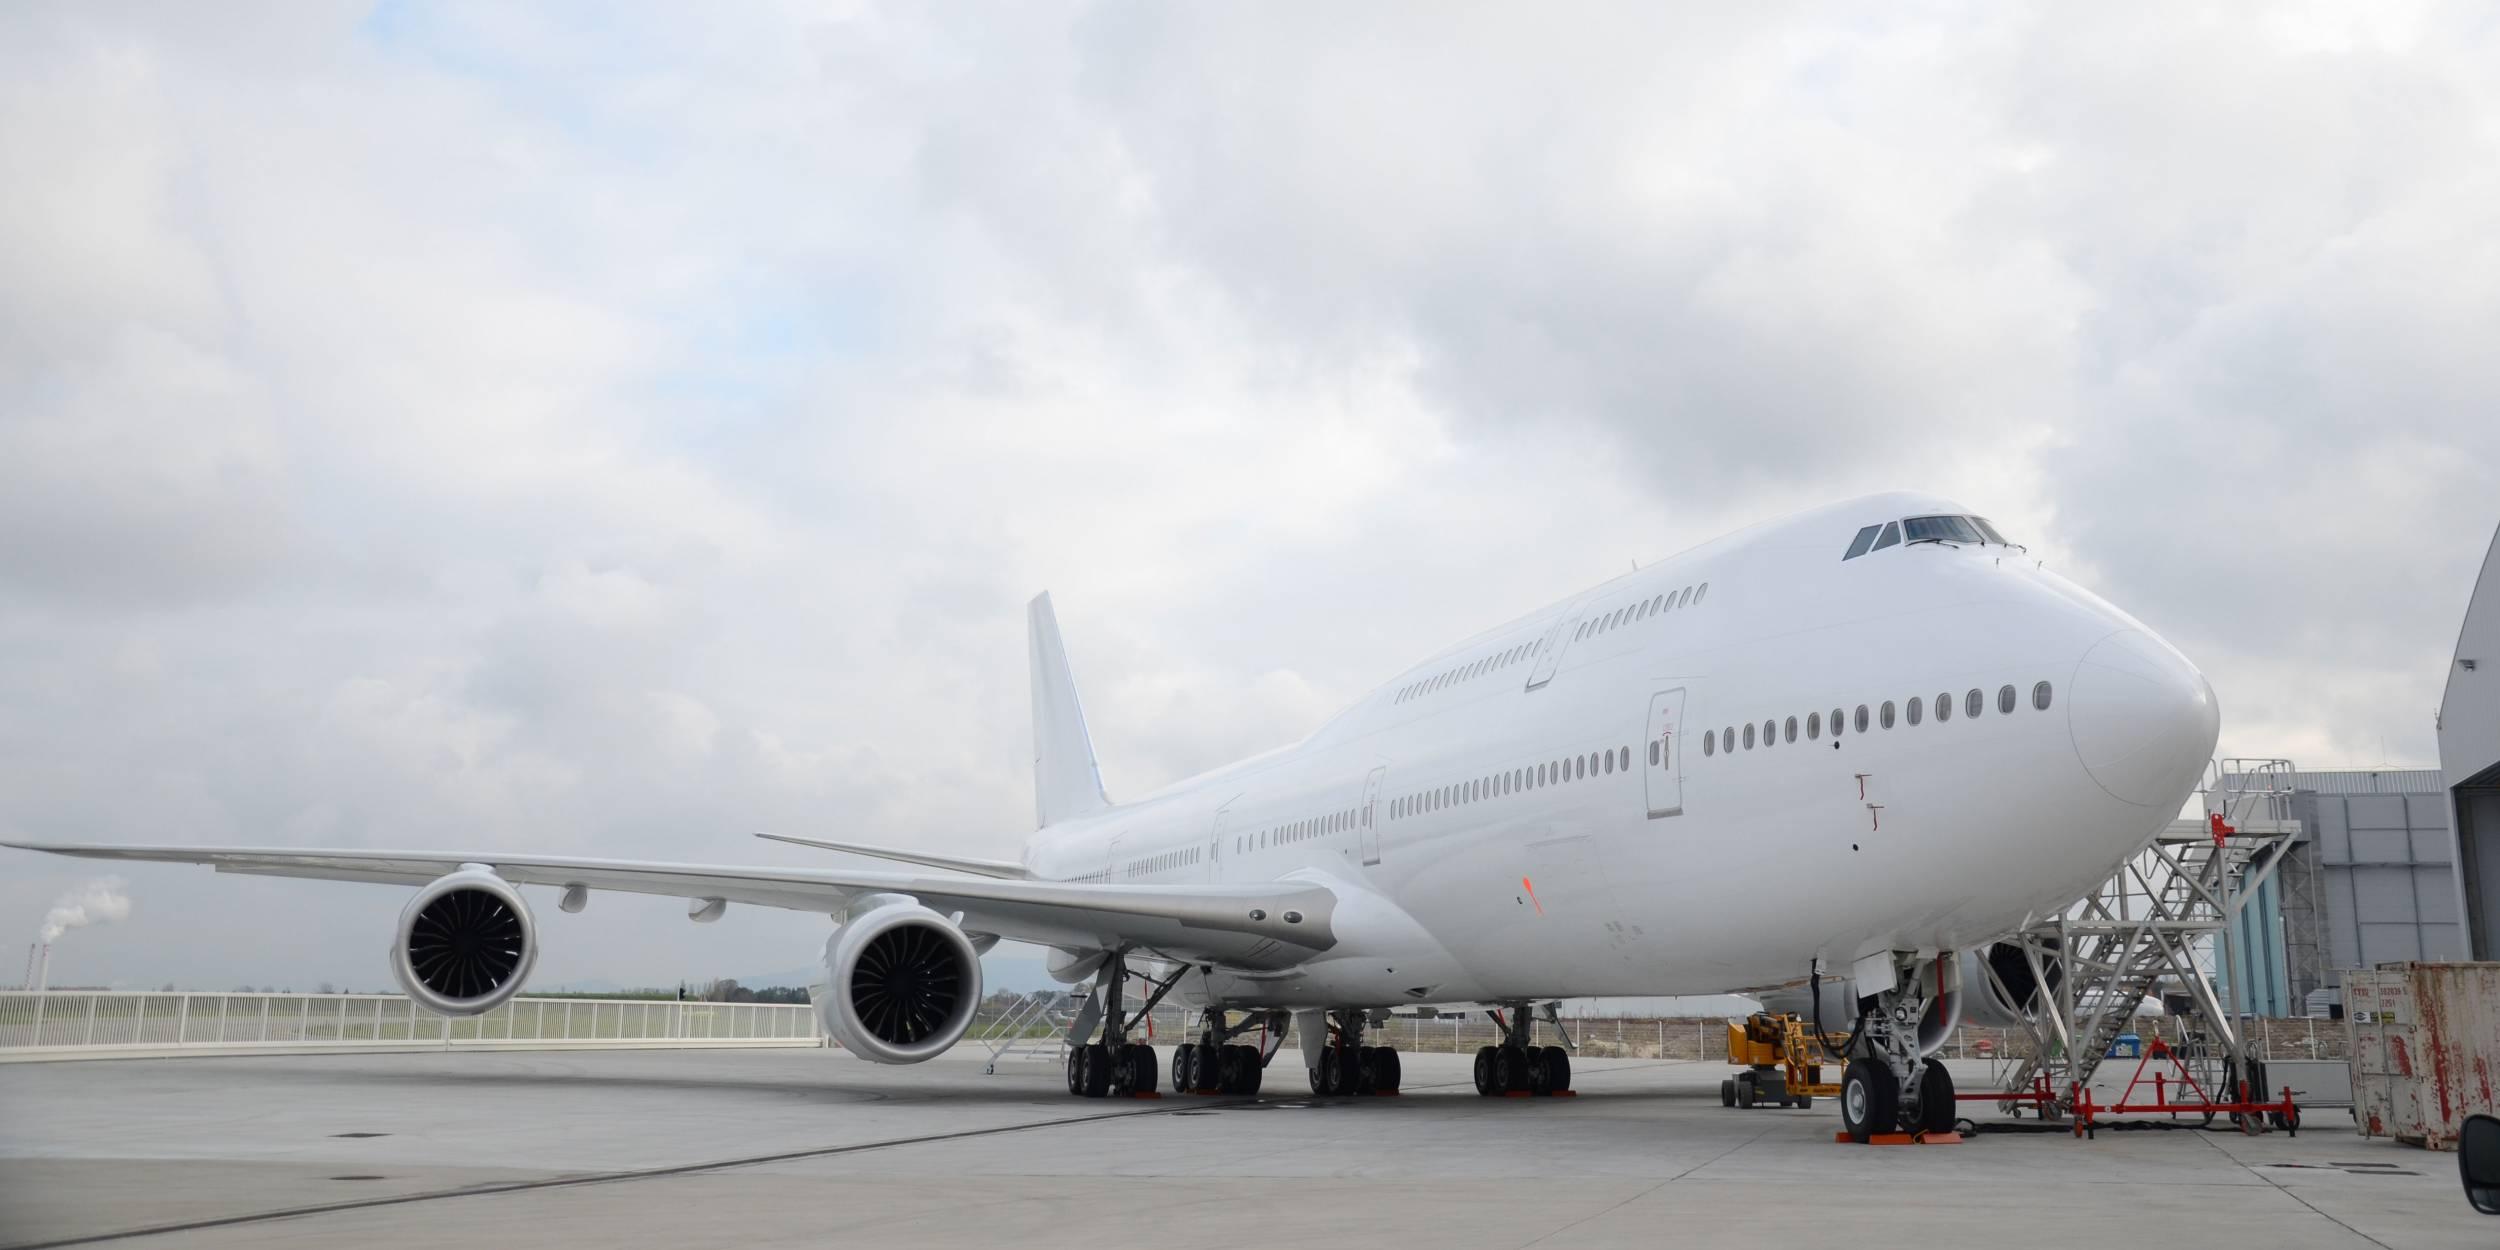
[1523,876,1543,915]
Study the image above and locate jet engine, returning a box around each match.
[389,866,538,1016]
[815,895,983,1064]
[1957,940,2064,1029]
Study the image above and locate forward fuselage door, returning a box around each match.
[1358,766,1386,865]
[1206,805,1229,882]
[1645,687,1687,818]
[1524,611,1585,691]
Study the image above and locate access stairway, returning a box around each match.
[1986,759,2302,1115]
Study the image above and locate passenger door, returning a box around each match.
[1359,767,1386,865]
[1645,688,1687,818]
[1524,611,1585,691]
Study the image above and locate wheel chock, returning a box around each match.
[1833,1131,1961,1145]
[1126,1091,1163,1099]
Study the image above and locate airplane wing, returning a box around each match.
[0,840,1336,967]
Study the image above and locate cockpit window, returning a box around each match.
[1903,515,1985,545]
[1843,524,1880,560]
[1871,521,1900,552]
[1971,516,2008,545]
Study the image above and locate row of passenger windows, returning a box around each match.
[1394,638,1542,703]
[1573,582,1708,643]
[1701,681,2054,756]
[1388,746,1636,819]
[1236,803,1370,856]
[1122,846,1202,878]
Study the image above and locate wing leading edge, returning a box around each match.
[0,840,1336,968]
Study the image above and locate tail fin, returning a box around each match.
[1027,592,1110,828]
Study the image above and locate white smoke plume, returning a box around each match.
[40,876,132,943]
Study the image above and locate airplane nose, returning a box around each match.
[2068,629,2220,808]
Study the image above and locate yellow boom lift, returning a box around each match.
[1721,1012,1846,1110]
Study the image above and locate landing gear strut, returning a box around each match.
[1470,1001,1572,1097]
[1174,1007,1275,1096]
[1307,1008,1404,1096]
[1834,953,1958,1141]
[1065,950,1181,1099]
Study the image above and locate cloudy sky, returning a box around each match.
[4,2,2496,992]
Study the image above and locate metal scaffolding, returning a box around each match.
[1985,758,2303,1116]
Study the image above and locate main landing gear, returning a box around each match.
[1063,950,1184,1099]
[1834,954,1959,1142]
[1173,1008,1275,1096]
[1306,1008,1403,1096]
[1471,1001,1572,1097]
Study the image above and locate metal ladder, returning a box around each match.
[975,990,1085,1074]
[1989,759,2301,1113]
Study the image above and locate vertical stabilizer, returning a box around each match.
[1028,592,1111,828]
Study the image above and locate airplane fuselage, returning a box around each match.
[1023,493,2219,1011]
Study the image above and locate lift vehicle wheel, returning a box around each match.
[1840,1058,1897,1143]
[1720,1078,1737,1107]
[1539,1045,1570,1094]
[1375,1047,1403,1093]
[1474,1045,1500,1096]
[1793,1093,1813,1110]
[1915,1061,1956,1134]
[1736,1074,1757,1108]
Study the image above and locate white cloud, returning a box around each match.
[1,1,2493,989]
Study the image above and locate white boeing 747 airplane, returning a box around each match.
[7,492,2218,1140]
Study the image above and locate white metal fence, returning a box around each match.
[0,991,820,1055]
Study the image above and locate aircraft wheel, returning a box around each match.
[1474,1045,1499,1096]
[1915,1062,1956,1134]
[1125,1043,1158,1095]
[1065,1045,1083,1096]
[1171,1044,1194,1093]
[1496,1045,1533,1093]
[1841,1058,1897,1143]
[1375,1047,1402,1093]
[1236,1045,1264,1096]
[1079,1042,1112,1098]
[1540,1045,1570,1094]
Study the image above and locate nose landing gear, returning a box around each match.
[1834,953,1960,1142]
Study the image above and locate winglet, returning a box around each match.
[1028,592,1111,829]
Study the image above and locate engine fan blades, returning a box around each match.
[406,888,525,1001]
[848,923,964,1043]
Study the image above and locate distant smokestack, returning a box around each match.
[19,943,33,991]
[33,944,50,993]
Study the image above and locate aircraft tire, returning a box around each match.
[1375,1047,1402,1093]
[1841,1058,1896,1143]
[1473,1046,1499,1096]
[1916,1061,1956,1134]
[1540,1045,1570,1094]
[1080,1042,1112,1098]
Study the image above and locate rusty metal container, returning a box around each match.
[2346,962,2500,1150]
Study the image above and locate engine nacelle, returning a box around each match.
[815,895,983,1064]
[1957,940,2064,1029]
[389,866,538,1016]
